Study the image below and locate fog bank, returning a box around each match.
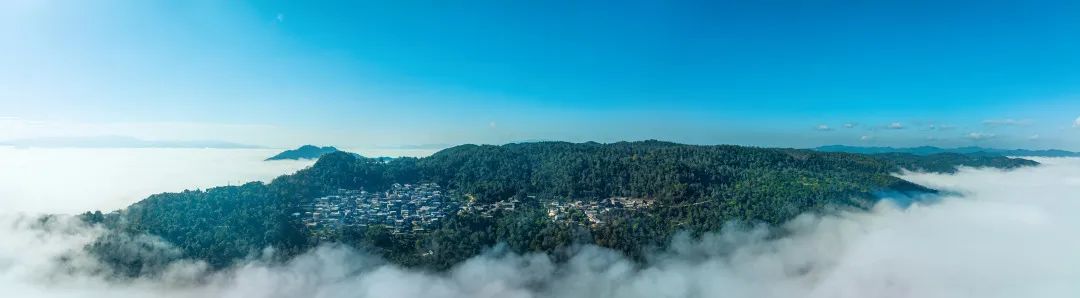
[0,148,313,214]
[2,158,1079,297]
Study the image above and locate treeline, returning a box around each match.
[870,152,1039,173]
[286,141,940,205]
[82,141,1038,272]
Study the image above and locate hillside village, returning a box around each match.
[296,183,657,236]
[297,183,457,235]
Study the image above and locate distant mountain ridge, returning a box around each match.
[265,145,340,160]
[814,145,1080,157]
[0,136,262,149]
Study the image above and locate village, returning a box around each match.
[545,197,656,225]
[298,183,460,235]
[297,182,657,235]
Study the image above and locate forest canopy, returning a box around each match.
[83,141,1038,271]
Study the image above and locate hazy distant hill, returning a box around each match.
[265,145,340,160]
[815,145,1080,157]
[86,141,1039,272]
[0,136,261,149]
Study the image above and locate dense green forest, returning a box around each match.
[869,152,1038,173]
[81,141,1038,273]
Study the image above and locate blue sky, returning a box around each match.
[2,0,1080,150]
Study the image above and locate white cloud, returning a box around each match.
[0,148,313,214]
[843,123,857,129]
[859,135,874,141]
[1074,116,1080,128]
[1030,134,1041,141]
[489,121,497,128]
[888,122,904,129]
[4,158,1080,298]
[983,119,1031,126]
[927,124,955,131]
[816,124,832,131]
[967,132,996,141]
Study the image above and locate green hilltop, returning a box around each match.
[82,141,1038,273]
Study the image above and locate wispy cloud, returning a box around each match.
[1074,116,1080,128]
[843,123,857,129]
[972,132,993,140]
[887,122,904,129]
[815,124,833,131]
[927,124,955,131]
[983,119,1031,127]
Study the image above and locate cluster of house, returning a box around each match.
[297,182,659,235]
[461,196,520,218]
[546,197,656,225]
[297,183,460,235]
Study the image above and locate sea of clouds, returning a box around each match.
[1,157,1079,297]
[0,148,314,214]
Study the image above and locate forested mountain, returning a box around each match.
[84,141,1039,273]
[870,152,1039,173]
[815,145,1080,157]
[265,145,340,160]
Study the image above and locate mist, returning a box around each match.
[2,158,1079,297]
[0,148,314,214]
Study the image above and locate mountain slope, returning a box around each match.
[871,152,1039,173]
[86,141,1039,271]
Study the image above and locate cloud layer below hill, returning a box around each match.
[2,158,1079,298]
[0,148,313,214]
